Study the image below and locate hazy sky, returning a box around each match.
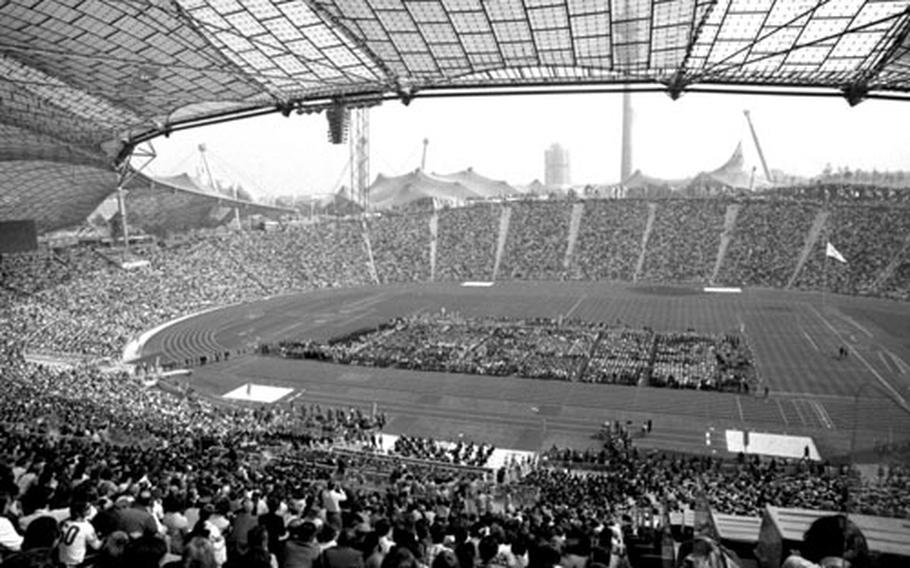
[144,91,910,199]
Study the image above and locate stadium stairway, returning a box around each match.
[634,203,658,282]
[563,202,585,271]
[360,219,380,285]
[787,209,829,289]
[710,204,741,285]
[492,205,511,281]
[869,232,910,293]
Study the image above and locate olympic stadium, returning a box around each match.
[2,2,910,568]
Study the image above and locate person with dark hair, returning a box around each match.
[123,534,168,568]
[286,521,322,568]
[162,535,219,568]
[1,514,59,568]
[260,495,287,565]
[782,515,869,568]
[0,492,24,553]
[318,528,364,568]
[455,539,476,568]
[225,525,275,568]
[361,531,385,568]
[380,547,420,568]
[162,493,191,556]
[58,500,102,567]
[94,531,130,568]
[20,515,58,551]
[432,549,460,568]
[425,523,450,567]
[227,498,258,561]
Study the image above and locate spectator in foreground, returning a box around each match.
[781,515,869,568]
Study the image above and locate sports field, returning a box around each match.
[139,281,910,461]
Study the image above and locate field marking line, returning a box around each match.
[735,395,744,422]
[836,313,874,338]
[772,390,855,401]
[884,349,910,376]
[791,399,808,426]
[564,295,586,319]
[800,327,820,352]
[810,400,834,429]
[775,399,790,426]
[879,351,897,374]
[807,305,910,413]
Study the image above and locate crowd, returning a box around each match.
[649,333,755,392]
[266,313,756,392]
[391,436,494,468]
[0,355,907,568]
[795,204,910,298]
[368,213,431,284]
[717,201,817,288]
[435,204,498,282]
[572,200,649,282]
[2,197,910,363]
[1,197,910,568]
[499,202,572,280]
[641,200,727,283]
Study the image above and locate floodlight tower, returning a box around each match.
[349,107,370,211]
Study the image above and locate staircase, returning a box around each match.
[492,206,512,281]
[710,203,740,285]
[869,232,910,293]
[787,209,829,289]
[429,211,439,281]
[360,219,380,285]
[633,202,658,282]
[563,202,585,271]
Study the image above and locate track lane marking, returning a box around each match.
[807,305,910,413]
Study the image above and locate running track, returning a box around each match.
[139,282,910,460]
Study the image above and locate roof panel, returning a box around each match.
[5,0,910,231]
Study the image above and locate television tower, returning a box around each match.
[620,91,633,182]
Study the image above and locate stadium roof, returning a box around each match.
[3,0,910,230]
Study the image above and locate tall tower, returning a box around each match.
[349,107,370,210]
[544,143,570,187]
[620,91,633,182]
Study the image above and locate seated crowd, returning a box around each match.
[265,314,756,392]
[2,349,909,568]
[391,436,494,468]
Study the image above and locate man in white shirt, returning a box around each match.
[321,483,346,530]
[0,494,23,554]
[58,501,102,567]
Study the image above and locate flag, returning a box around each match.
[826,242,847,263]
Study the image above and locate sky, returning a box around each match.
[143,90,910,200]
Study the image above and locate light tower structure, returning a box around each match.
[349,107,370,211]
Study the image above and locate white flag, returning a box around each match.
[826,242,847,263]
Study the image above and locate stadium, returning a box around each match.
[2,2,910,568]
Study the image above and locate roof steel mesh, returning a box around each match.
[2,0,910,230]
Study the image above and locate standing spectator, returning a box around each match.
[321,483,347,531]
[259,496,287,565]
[228,498,258,560]
[285,520,321,568]
[58,501,102,568]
